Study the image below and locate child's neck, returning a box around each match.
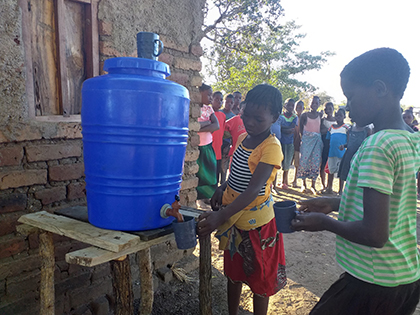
[284,111,293,117]
[334,121,344,127]
[243,129,271,149]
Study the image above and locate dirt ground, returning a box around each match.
[151,171,420,315]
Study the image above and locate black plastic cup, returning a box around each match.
[273,200,297,233]
[136,32,164,60]
[172,216,197,250]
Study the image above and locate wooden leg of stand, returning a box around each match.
[111,256,133,315]
[199,234,212,315]
[39,231,55,315]
[138,248,153,315]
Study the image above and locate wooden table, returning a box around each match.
[17,206,212,315]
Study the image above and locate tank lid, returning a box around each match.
[104,57,170,76]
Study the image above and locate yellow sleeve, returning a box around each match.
[259,137,283,169]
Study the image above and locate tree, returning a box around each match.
[202,0,334,99]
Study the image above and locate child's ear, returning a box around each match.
[373,80,388,98]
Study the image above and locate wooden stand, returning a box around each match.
[17,208,212,315]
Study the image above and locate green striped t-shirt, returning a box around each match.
[336,129,420,287]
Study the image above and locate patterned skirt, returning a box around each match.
[297,131,323,180]
[224,218,287,297]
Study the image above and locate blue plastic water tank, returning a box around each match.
[81,57,190,231]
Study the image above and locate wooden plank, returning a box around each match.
[179,206,207,218]
[65,233,174,267]
[31,0,61,116]
[18,211,140,252]
[138,248,153,315]
[111,256,134,315]
[56,206,174,241]
[199,235,212,315]
[85,0,99,78]
[39,232,55,315]
[56,0,70,117]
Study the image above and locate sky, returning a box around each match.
[280,0,419,107]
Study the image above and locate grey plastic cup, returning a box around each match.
[273,200,297,233]
[136,32,164,60]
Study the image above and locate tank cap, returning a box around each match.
[104,57,170,77]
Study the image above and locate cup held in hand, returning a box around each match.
[172,216,197,250]
[273,200,297,233]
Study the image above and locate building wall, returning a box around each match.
[0,0,205,314]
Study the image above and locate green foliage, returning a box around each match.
[202,0,334,100]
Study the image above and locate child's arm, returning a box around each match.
[299,113,307,135]
[197,162,275,236]
[292,188,389,248]
[199,113,220,133]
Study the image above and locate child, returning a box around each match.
[212,91,227,185]
[232,91,242,115]
[277,98,298,190]
[297,96,323,194]
[225,101,247,163]
[222,94,236,120]
[291,100,304,188]
[338,120,372,183]
[197,84,286,315]
[321,108,349,195]
[403,107,419,131]
[292,48,420,315]
[196,84,220,201]
[320,102,336,190]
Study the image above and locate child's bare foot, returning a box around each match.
[310,187,317,195]
[280,183,289,189]
[291,182,298,188]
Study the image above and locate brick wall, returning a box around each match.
[0,0,205,313]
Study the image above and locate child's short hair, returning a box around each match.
[340,48,410,99]
[285,98,295,105]
[336,108,346,118]
[213,91,223,98]
[225,94,234,100]
[199,83,212,92]
[244,84,283,117]
[295,100,304,108]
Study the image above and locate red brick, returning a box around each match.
[190,44,203,56]
[34,186,67,205]
[6,269,41,299]
[190,90,202,103]
[174,57,202,71]
[158,53,174,66]
[0,235,26,259]
[0,169,47,189]
[28,233,39,249]
[26,144,82,162]
[184,148,199,162]
[168,72,189,86]
[99,40,121,57]
[0,252,41,279]
[190,134,200,147]
[0,146,23,166]
[0,193,27,213]
[67,182,86,200]
[49,163,85,181]
[159,35,189,53]
[183,161,199,176]
[98,20,112,36]
[0,212,22,237]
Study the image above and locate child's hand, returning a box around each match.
[197,211,226,236]
[298,197,338,214]
[291,212,327,231]
[211,187,224,211]
[339,144,345,150]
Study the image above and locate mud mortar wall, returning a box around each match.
[0,0,206,314]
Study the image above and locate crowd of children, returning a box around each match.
[195,48,419,315]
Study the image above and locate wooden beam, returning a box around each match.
[68,0,91,3]
[65,234,174,267]
[39,232,55,315]
[111,256,134,315]
[138,248,153,315]
[16,224,40,236]
[18,211,141,252]
[56,0,70,117]
[199,235,212,315]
